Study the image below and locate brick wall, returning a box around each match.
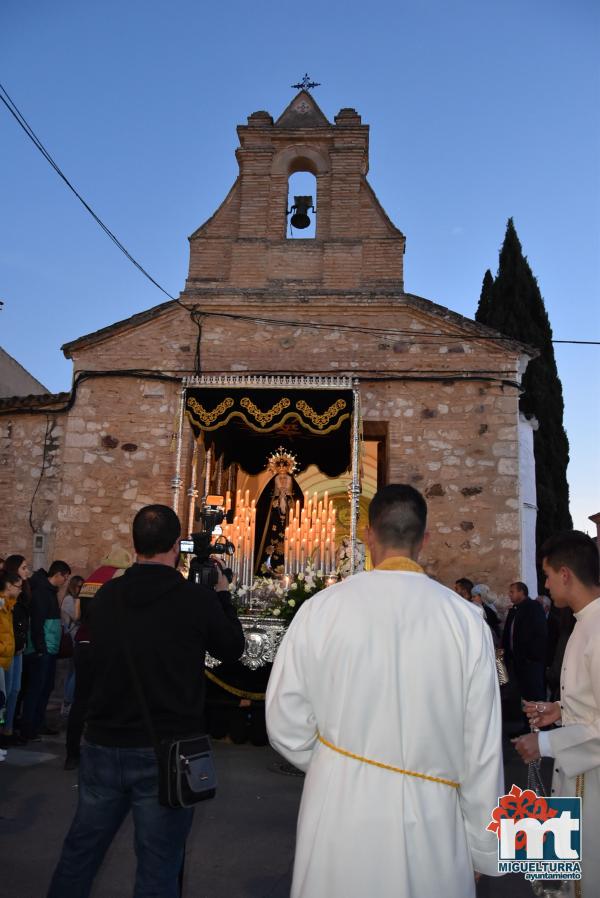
[0,93,531,593]
[186,94,405,293]
[0,409,65,562]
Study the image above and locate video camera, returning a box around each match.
[180,495,235,590]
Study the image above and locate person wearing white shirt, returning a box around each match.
[513,530,600,897]
[266,484,504,898]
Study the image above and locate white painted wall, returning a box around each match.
[519,412,538,594]
[0,346,48,397]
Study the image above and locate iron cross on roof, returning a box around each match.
[291,74,321,91]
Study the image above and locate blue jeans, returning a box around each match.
[63,661,76,706]
[21,652,57,738]
[47,742,194,898]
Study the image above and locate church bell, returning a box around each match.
[288,195,315,230]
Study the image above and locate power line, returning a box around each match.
[188,309,600,346]
[1,82,597,349]
[0,81,177,303]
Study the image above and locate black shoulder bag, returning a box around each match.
[116,588,216,808]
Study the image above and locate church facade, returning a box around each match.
[0,91,538,592]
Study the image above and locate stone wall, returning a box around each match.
[35,297,524,590]
[0,93,533,594]
[50,376,181,573]
[0,408,65,562]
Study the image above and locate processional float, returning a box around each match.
[171,375,362,670]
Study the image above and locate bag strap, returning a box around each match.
[114,579,162,759]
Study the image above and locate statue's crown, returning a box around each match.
[266,446,298,474]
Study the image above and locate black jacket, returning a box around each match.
[86,563,245,747]
[502,598,547,666]
[29,569,61,654]
[483,604,501,643]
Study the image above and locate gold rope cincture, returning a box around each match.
[204,669,266,701]
[318,555,457,789]
[317,735,459,789]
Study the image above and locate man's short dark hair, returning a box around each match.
[48,560,71,577]
[368,484,427,550]
[455,578,474,594]
[541,530,600,588]
[510,581,529,597]
[133,505,181,556]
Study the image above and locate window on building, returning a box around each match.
[287,171,317,239]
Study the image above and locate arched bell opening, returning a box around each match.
[286,171,317,239]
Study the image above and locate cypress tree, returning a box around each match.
[478,269,495,322]
[476,219,572,586]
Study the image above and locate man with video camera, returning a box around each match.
[47,504,245,898]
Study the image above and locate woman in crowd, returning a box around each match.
[64,579,95,770]
[471,583,502,644]
[0,570,22,754]
[2,556,32,742]
[60,575,84,716]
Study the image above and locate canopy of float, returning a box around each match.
[184,376,354,477]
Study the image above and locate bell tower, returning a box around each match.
[184,90,405,294]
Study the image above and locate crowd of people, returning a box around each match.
[0,490,598,897]
[0,547,562,764]
[0,555,73,758]
[453,572,568,730]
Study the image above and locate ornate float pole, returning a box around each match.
[171,382,186,515]
[349,379,361,574]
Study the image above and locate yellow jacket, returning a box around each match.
[0,594,16,670]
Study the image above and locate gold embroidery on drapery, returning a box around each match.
[186,409,350,435]
[295,398,347,429]
[240,396,290,427]
[187,397,234,425]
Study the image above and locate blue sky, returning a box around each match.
[1,0,599,532]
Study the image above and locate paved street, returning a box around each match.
[0,717,548,898]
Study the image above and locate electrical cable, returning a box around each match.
[171,308,600,346]
[0,81,178,304]
[0,367,522,418]
[28,414,52,532]
[1,83,596,350]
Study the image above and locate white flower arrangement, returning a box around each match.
[231,562,339,621]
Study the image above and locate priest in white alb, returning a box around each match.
[266,483,504,898]
[515,530,600,897]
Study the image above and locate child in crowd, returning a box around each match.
[2,556,32,743]
[0,570,22,757]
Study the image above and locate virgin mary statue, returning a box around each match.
[254,447,303,576]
